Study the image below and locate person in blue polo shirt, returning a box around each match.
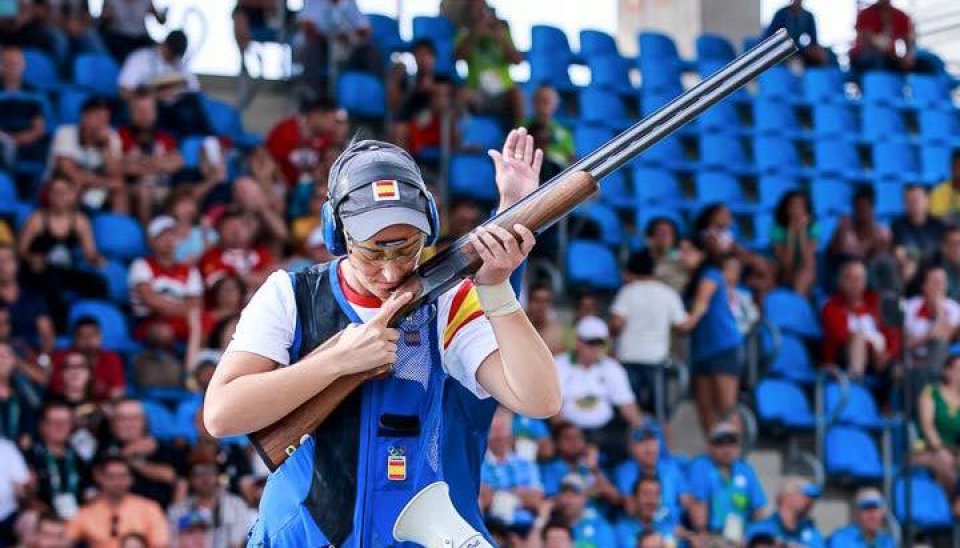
[615,476,682,548]
[554,473,616,548]
[614,420,690,518]
[687,422,766,543]
[480,407,544,531]
[746,476,824,547]
[827,488,895,548]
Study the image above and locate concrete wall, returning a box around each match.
[617,0,762,58]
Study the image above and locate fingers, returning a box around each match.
[501,128,518,159]
[532,148,544,175]
[514,224,536,254]
[488,224,520,256]
[370,291,413,326]
[487,149,504,174]
[522,129,534,164]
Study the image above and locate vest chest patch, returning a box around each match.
[387,446,407,481]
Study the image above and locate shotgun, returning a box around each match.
[250,29,797,470]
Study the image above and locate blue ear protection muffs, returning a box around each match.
[321,140,440,257]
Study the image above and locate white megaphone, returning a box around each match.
[393,481,493,548]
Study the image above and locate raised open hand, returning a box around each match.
[487,127,544,211]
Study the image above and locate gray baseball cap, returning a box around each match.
[331,141,433,243]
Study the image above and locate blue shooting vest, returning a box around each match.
[248,260,452,547]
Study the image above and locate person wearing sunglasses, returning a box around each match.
[204,130,561,546]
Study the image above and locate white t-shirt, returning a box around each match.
[118,47,200,92]
[0,439,28,520]
[298,0,369,34]
[905,296,960,342]
[127,257,203,318]
[49,125,122,174]
[226,269,498,399]
[610,280,688,364]
[555,353,635,429]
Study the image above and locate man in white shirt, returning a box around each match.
[555,316,645,464]
[118,29,199,98]
[0,438,29,545]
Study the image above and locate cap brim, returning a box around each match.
[342,207,432,242]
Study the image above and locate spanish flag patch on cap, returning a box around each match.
[372,179,400,201]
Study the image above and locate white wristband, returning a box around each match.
[475,280,522,317]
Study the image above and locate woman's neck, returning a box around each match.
[339,259,378,300]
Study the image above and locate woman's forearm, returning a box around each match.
[484,311,562,418]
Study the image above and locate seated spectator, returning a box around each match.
[0,2,61,63]
[48,351,100,409]
[17,176,109,326]
[821,259,901,378]
[167,443,251,548]
[539,421,617,503]
[772,190,818,296]
[96,399,181,508]
[203,275,246,340]
[231,176,289,254]
[688,422,766,542]
[199,208,274,292]
[163,186,218,265]
[764,0,828,66]
[129,215,203,347]
[23,512,70,548]
[644,216,692,293]
[387,38,436,117]
[610,250,690,416]
[850,0,934,75]
[939,226,960,302]
[50,317,124,401]
[915,354,960,493]
[455,2,524,124]
[118,90,183,224]
[0,437,28,545]
[480,407,543,531]
[528,516,574,548]
[905,265,959,369]
[828,186,897,292]
[930,151,960,226]
[893,185,945,286]
[0,243,56,353]
[525,85,573,167]
[293,0,379,97]
[394,75,458,162]
[553,474,616,547]
[614,421,690,518]
[66,456,170,546]
[24,402,91,519]
[746,477,824,547]
[555,316,644,462]
[0,340,39,445]
[265,98,342,187]
[615,476,685,548]
[0,45,48,170]
[525,283,566,356]
[100,0,166,62]
[44,0,106,60]
[233,0,278,76]
[49,97,125,213]
[827,488,895,548]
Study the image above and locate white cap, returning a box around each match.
[306,225,326,248]
[147,215,177,239]
[576,315,609,341]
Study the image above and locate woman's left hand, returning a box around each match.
[488,127,543,211]
[470,223,536,286]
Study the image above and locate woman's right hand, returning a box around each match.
[329,292,413,376]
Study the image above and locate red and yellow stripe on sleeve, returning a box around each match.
[443,280,484,350]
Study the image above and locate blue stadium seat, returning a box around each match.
[632,167,684,207]
[814,138,863,180]
[824,382,887,431]
[337,71,386,118]
[579,88,628,130]
[811,177,853,217]
[825,426,883,481]
[57,86,90,125]
[768,334,817,384]
[753,100,803,137]
[73,54,120,96]
[571,201,623,247]
[179,136,204,169]
[22,48,60,92]
[411,16,455,75]
[748,211,774,249]
[697,59,751,105]
[67,300,136,353]
[873,141,919,182]
[141,400,179,441]
[531,25,572,58]
[460,116,503,151]
[921,144,952,185]
[757,175,798,210]
[697,97,740,133]
[696,33,736,63]
[862,104,906,142]
[633,134,690,172]
[92,214,147,262]
[638,32,686,67]
[699,134,754,176]
[579,29,618,59]
[635,206,685,237]
[203,97,262,149]
[756,379,815,430]
[874,182,906,218]
[908,74,952,110]
[597,170,634,211]
[566,239,621,290]
[813,103,858,138]
[528,52,574,92]
[757,66,800,103]
[917,108,959,144]
[0,172,15,204]
[100,259,130,305]
[817,216,840,251]
[803,68,846,104]
[640,92,676,116]
[694,172,753,213]
[763,288,822,339]
[742,35,761,52]
[893,470,953,532]
[449,153,497,201]
[367,14,407,58]
[588,55,634,95]
[862,71,905,108]
[574,124,613,159]
[639,60,683,97]
[754,136,806,176]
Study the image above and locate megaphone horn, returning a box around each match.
[393,481,493,548]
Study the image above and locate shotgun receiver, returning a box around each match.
[249,30,797,470]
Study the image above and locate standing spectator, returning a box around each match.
[48,97,125,213]
[0,243,56,354]
[265,98,342,187]
[764,0,828,66]
[199,208,274,292]
[615,476,684,548]
[554,316,644,462]
[745,477,824,547]
[25,402,91,519]
[930,151,960,225]
[454,2,524,125]
[128,215,203,347]
[772,190,818,296]
[613,421,690,518]
[0,437,28,545]
[163,186,218,265]
[828,186,896,291]
[850,0,932,74]
[49,317,125,401]
[525,283,566,356]
[723,254,760,337]
[167,443,250,548]
[524,85,574,168]
[17,176,109,327]
[100,0,166,63]
[66,456,170,547]
[915,354,960,493]
[118,91,183,224]
[479,407,543,531]
[610,250,689,417]
[293,0,379,97]
[233,0,278,75]
[539,421,617,503]
[0,45,48,170]
[827,488,895,548]
[939,226,960,303]
[644,217,691,292]
[685,205,746,434]
[687,422,766,543]
[905,265,959,370]
[553,474,616,547]
[893,185,946,287]
[821,259,901,378]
